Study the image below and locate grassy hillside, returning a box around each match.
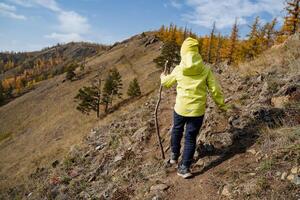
[0,33,299,200]
[0,32,162,190]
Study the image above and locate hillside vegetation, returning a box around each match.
[0,33,162,193]
[0,31,299,199]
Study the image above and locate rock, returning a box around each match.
[291,167,298,174]
[221,185,231,197]
[152,195,162,200]
[249,173,256,176]
[95,144,105,151]
[195,159,204,166]
[79,191,90,199]
[247,149,256,155]
[113,154,123,163]
[256,75,264,83]
[271,96,290,108]
[275,171,281,176]
[132,126,148,141]
[287,174,295,181]
[150,184,169,191]
[281,172,288,180]
[292,175,300,185]
[225,97,232,103]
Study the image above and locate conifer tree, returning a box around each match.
[228,19,239,65]
[246,17,262,59]
[127,78,141,97]
[207,22,216,64]
[74,73,102,117]
[66,63,77,81]
[264,18,278,48]
[110,68,123,99]
[153,39,180,73]
[283,0,300,35]
[215,33,223,65]
[101,68,123,112]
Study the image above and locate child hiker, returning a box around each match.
[160,37,228,178]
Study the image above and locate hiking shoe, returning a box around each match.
[177,164,193,179]
[170,152,178,164]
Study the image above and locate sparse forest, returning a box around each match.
[74,68,123,117]
[155,0,299,66]
[0,42,107,106]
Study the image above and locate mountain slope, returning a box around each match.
[1,33,299,200]
[0,33,162,191]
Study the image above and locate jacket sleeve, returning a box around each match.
[160,66,178,88]
[207,68,228,111]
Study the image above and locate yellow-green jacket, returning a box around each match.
[160,37,227,117]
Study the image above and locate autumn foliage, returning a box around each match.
[155,1,298,67]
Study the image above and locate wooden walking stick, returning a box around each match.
[154,60,168,160]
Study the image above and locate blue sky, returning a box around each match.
[0,0,286,52]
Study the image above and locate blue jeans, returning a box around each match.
[171,111,204,167]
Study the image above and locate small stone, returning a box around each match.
[275,171,281,176]
[292,175,300,185]
[281,172,288,180]
[79,191,90,199]
[247,149,256,155]
[152,196,162,200]
[195,159,205,166]
[95,145,102,150]
[249,173,256,176]
[150,184,169,191]
[114,154,123,163]
[291,167,298,174]
[221,185,231,197]
[287,174,295,181]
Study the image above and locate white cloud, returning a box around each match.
[8,0,91,43]
[183,0,285,29]
[45,32,83,43]
[170,0,182,9]
[0,2,26,20]
[58,11,90,34]
[8,0,60,11]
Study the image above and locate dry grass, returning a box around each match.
[0,34,162,190]
[239,34,300,76]
[259,126,300,155]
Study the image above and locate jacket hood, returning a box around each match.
[180,37,204,76]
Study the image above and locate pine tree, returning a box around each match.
[215,33,223,65]
[207,22,216,64]
[110,68,123,99]
[283,0,300,35]
[101,68,123,112]
[66,63,77,81]
[246,17,262,59]
[74,74,102,117]
[153,39,180,73]
[127,78,141,97]
[264,18,278,48]
[228,19,239,65]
